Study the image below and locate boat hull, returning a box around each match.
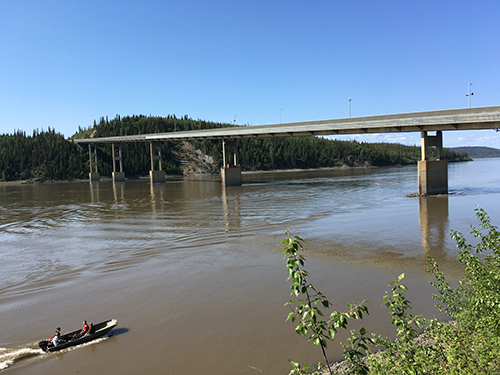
[39,319,117,352]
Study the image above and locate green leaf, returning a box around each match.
[328,327,335,340]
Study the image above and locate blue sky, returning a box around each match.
[1,1,499,148]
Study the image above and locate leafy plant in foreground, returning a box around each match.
[381,273,422,343]
[281,232,368,374]
[283,209,500,374]
[342,327,371,375]
[366,274,426,375]
[423,207,500,373]
[428,208,500,332]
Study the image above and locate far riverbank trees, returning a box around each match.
[0,128,88,181]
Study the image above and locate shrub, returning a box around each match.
[283,208,500,374]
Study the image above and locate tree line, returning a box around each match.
[0,128,88,181]
[211,137,469,170]
[0,114,471,181]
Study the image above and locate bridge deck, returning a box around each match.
[74,106,500,144]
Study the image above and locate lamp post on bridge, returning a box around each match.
[349,97,352,118]
[466,83,474,108]
[280,108,283,124]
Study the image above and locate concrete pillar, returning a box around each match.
[418,131,448,195]
[88,144,100,181]
[424,130,443,160]
[221,139,242,186]
[222,165,242,186]
[420,131,429,161]
[418,160,448,195]
[149,142,165,183]
[112,143,125,182]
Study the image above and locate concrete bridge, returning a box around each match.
[74,106,500,195]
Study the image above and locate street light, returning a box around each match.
[280,108,283,123]
[466,83,474,108]
[349,97,352,118]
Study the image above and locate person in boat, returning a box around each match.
[47,327,61,344]
[84,322,95,336]
[52,332,66,347]
[78,320,89,336]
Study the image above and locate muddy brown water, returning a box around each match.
[1,159,499,374]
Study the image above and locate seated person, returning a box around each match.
[80,320,89,335]
[74,320,89,338]
[52,332,65,347]
[47,327,61,344]
[84,322,96,336]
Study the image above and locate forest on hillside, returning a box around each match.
[0,115,471,182]
[0,128,88,181]
[449,146,500,158]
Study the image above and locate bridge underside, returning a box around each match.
[85,133,451,194]
[75,106,500,194]
[220,131,451,194]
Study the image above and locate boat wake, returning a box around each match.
[0,334,111,371]
[0,346,44,371]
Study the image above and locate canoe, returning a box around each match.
[39,319,117,352]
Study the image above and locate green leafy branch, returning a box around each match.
[382,273,422,343]
[281,232,368,375]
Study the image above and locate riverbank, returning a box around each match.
[316,325,438,374]
[0,178,88,186]
[242,164,376,174]
[0,164,379,186]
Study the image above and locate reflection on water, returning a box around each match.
[419,195,449,264]
[222,186,242,232]
[113,181,125,205]
[89,180,100,203]
[149,182,165,212]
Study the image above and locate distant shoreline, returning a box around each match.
[0,178,89,186]
[242,164,377,174]
[0,165,378,186]
[2,159,487,187]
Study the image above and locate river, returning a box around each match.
[1,158,499,374]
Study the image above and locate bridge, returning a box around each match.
[74,106,500,195]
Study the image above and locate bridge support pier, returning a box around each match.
[149,142,165,183]
[88,144,100,182]
[418,131,448,195]
[112,143,125,182]
[221,139,242,186]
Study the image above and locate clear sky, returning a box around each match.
[1,0,499,148]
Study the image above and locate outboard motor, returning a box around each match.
[39,340,49,352]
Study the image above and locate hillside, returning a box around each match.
[448,146,500,158]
